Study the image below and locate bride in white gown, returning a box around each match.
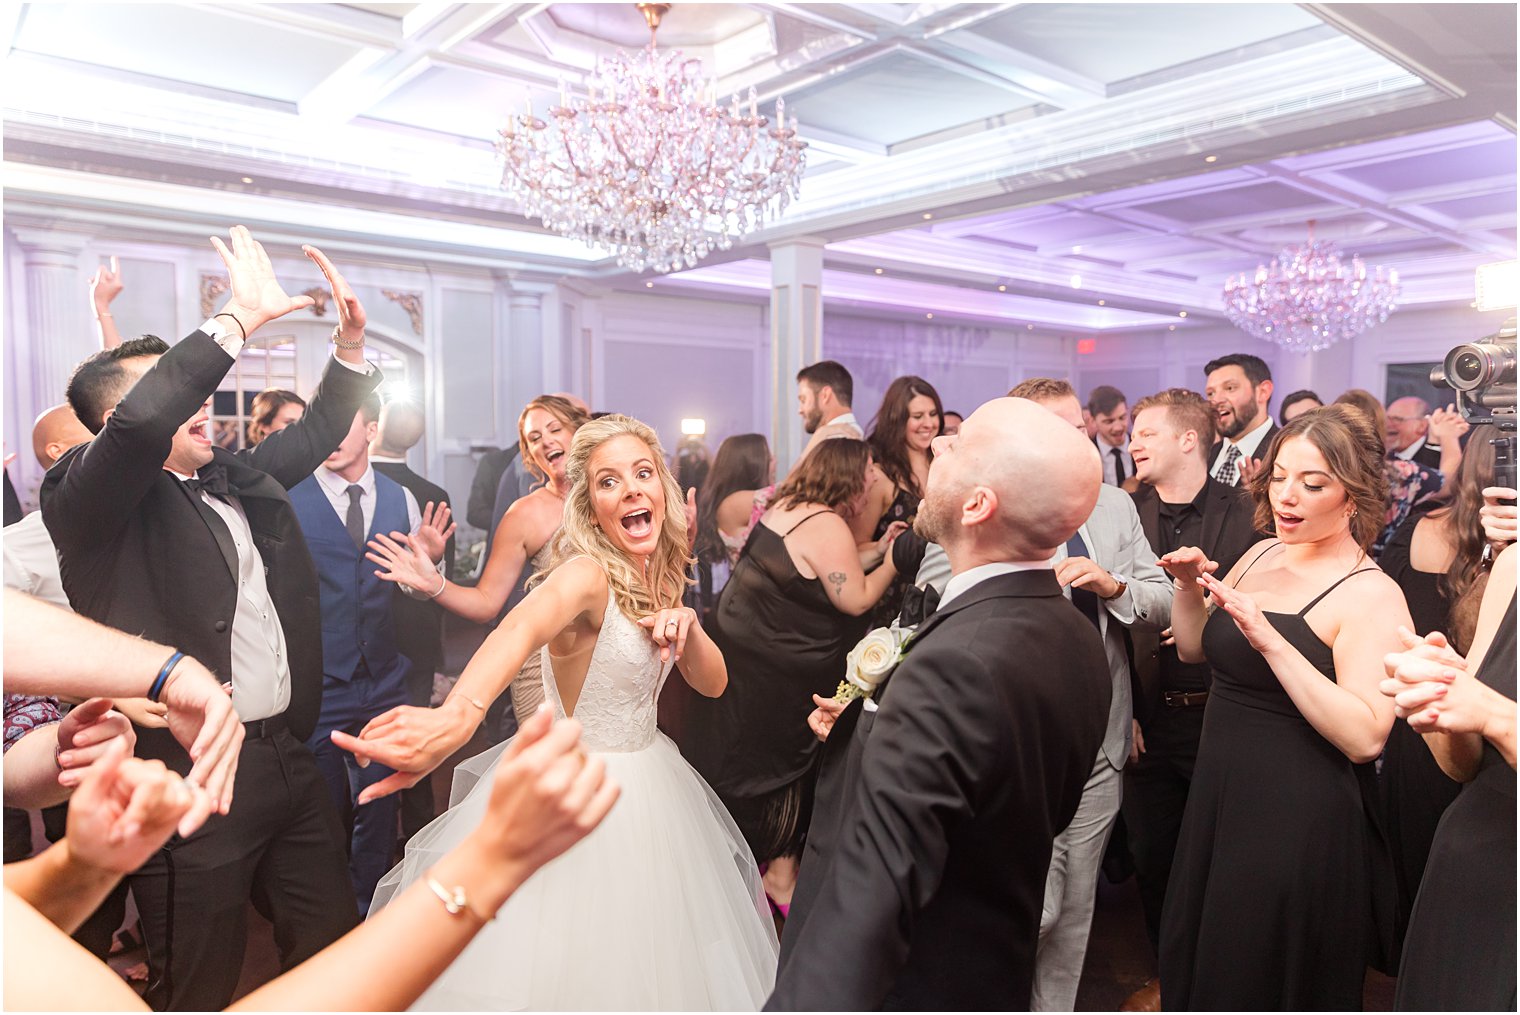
[348,415,779,1010]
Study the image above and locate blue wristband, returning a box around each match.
[148,651,185,703]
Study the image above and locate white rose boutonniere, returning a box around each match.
[834,626,909,704]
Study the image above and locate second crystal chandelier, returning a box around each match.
[497,3,808,273]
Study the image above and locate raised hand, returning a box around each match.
[638,605,698,663]
[303,245,367,344]
[65,740,209,873]
[156,657,244,825]
[1428,404,1470,446]
[210,226,315,336]
[367,531,440,592]
[1157,546,1217,587]
[410,502,456,564]
[54,698,136,791]
[875,519,909,559]
[470,709,618,889]
[1236,455,1262,486]
[89,256,124,310]
[1197,571,1283,654]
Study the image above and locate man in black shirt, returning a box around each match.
[1121,389,1259,1011]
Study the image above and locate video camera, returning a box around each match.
[1431,318,1517,490]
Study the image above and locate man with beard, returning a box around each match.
[767,397,1110,1011]
[796,360,862,440]
[1203,353,1276,487]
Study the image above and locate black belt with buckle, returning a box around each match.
[242,713,288,739]
[1163,690,1210,708]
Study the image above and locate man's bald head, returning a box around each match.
[919,396,1100,561]
[373,401,426,456]
[1386,395,1430,452]
[32,404,93,469]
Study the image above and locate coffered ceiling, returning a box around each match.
[3,2,1515,333]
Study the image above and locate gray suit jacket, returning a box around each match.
[1054,483,1171,770]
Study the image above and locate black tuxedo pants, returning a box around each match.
[1120,704,1204,954]
[130,729,358,1011]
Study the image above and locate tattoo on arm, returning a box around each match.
[827,571,847,597]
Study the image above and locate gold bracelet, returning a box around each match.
[425,875,492,921]
[331,324,365,350]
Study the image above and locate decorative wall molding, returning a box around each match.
[199,273,229,318]
[383,289,423,334]
[302,287,331,316]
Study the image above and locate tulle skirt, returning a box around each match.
[371,731,780,1011]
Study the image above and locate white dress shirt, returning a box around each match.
[938,558,1057,610]
[1210,414,1274,481]
[1393,434,1430,462]
[312,463,423,539]
[1096,436,1133,487]
[825,411,865,439]
[2,511,69,608]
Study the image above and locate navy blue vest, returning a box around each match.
[289,472,411,686]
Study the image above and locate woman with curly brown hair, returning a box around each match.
[681,437,904,915]
[1155,404,1411,1010]
[855,376,943,626]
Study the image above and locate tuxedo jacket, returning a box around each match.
[766,570,1111,1012]
[1128,479,1259,725]
[1404,442,1443,472]
[372,460,453,678]
[42,331,380,748]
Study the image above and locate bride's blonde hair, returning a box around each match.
[537,414,693,621]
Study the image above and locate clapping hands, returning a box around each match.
[408,502,457,565]
[210,226,316,338]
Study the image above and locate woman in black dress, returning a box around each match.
[679,438,903,912]
[1378,423,1499,914]
[852,376,942,627]
[1381,542,1516,1010]
[1157,405,1410,1010]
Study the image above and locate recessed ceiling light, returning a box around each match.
[1098,299,1106,306]
[874,267,884,275]
[645,281,654,288]
[1204,155,1218,163]
[922,213,933,220]
[925,312,934,319]
[1072,245,1083,254]
[1026,324,1034,331]
[997,284,1007,292]
[1169,324,1177,331]
[1178,310,1187,318]
[240,176,253,184]
[1070,274,1082,289]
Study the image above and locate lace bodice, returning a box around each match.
[541,591,673,752]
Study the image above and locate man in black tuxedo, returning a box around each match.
[1120,389,1260,1012]
[368,398,453,839]
[768,396,1111,1011]
[1203,353,1277,487]
[42,228,378,1011]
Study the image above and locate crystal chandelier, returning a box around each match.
[1222,222,1400,352]
[496,3,808,274]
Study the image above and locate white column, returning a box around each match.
[504,284,547,423]
[769,237,826,471]
[13,228,92,421]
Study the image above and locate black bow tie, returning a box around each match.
[898,582,942,629]
[182,463,230,500]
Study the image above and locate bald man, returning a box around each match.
[768,398,1114,1011]
[1386,395,1444,470]
[4,405,94,606]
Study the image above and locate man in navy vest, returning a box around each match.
[289,391,448,913]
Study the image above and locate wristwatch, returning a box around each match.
[1102,572,1129,600]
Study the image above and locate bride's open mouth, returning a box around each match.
[620,508,653,538]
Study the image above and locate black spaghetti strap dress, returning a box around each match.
[1160,564,1387,1010]
[1395,593,1517,1011]
[678,511,869,862]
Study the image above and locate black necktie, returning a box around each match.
[182,463,230,500]
[1065,530,1103,630]
[346,484,366,549]
[1110,447,1127,485]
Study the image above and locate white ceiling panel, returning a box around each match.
[970,3,1322,86]
[13,3,365,102]
[365,64,531,141]
[785,49,1037,148]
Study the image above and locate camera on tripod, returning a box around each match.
[1431,318,1517,491]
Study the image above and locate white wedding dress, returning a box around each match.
[371,589,779,1010]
